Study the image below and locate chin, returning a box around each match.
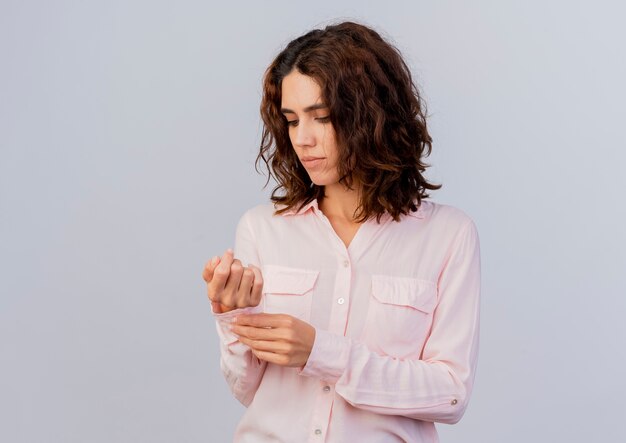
[309,177,331,187]
[308,171,340,188]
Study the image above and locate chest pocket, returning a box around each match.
[261,264,319,321]
[361,274,438,358]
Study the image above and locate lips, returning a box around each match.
[301,157,325,168]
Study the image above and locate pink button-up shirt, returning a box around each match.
[211,198,481,442]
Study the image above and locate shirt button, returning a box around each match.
[315,429,322,435]
[342,260,349,267]
[323,385,331,392]
[451,399,458,405]
[337,297,345,305]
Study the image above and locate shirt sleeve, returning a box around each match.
[211,209,268,407]
[297,219,481,424]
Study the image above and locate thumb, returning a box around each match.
[211,300,223,313]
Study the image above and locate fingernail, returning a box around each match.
[226,248,233,254]
[211,256,218,265]
[232,316,238,323]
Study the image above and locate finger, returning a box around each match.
[237,267,257,307]
[231,323,285,341]
[238,335,291,353]
[216,248,234,272]
[234,313,294,329]
[222,258,244,307]
[248,264,264,307]
[209,249,235,302]
[202,256,221,283]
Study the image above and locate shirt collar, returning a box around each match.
[275,199,319,216]
[276,199,429,219]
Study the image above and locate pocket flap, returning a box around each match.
[261,264,319,295]
[371,275,437,313]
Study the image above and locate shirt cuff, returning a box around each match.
[212,303,263,345]
[211,303,263,319]
[297,328,351,384]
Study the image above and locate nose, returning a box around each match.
[292,120,315,147]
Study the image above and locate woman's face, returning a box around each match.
[280,70,341,187]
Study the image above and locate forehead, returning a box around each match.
[281,71,324,110]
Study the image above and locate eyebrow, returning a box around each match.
[280,103,328,114]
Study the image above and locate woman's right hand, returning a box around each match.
[202,249,263,314]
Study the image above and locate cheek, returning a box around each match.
[324,144,339,167]
[321,130,337,154]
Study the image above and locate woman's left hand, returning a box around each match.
[229,313,316,368]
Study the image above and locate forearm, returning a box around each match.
[298,329,476,424]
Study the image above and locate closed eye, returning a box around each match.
[285,116,330,127]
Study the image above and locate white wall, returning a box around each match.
[1,1,624,441]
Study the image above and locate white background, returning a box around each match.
[1,1,625,442]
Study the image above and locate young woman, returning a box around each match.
[202,21,481,443]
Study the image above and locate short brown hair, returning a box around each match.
[256,21,442,223]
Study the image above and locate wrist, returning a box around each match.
[218,303,238,314]
[211,301,237,314]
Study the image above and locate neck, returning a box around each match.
[318,181,361,223]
